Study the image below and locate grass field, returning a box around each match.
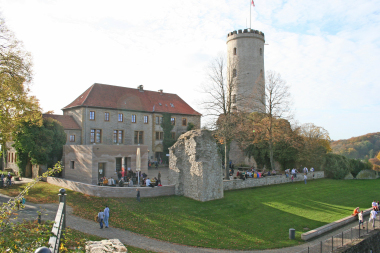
[1,178,379,250]
[0,221,152,253]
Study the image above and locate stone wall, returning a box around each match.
[223,171,324,191]
[47,177,175,198]
[169,129,223,202]
[86,239,127,252]
[336,230,380,253]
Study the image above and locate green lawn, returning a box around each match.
[1,178,379,250]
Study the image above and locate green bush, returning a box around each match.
[323,153,351,179]
[349,159,372,178]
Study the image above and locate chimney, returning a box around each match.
[137,85,144,92]
[158,89,163,94]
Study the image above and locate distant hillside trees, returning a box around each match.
[331,132,380,160]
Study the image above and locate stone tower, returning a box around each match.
[226,29,265,112]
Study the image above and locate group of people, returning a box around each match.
[97,205,110,229]
[352,201,380,229]
[1,172,13,187]
[284,167,315,184]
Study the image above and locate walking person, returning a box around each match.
[358,211,365,229]
[136,189,140,202]
[104,205,110,228]
[369,208,377,228]
[158,171,161,184]
[98,209,105,229]
[304,173,307,184]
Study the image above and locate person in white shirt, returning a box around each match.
[146,178,153,187]
[98,209,105,229]
[369,208,377,227]
[303,167,308,174]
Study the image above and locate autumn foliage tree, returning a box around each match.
[0,15,41,155]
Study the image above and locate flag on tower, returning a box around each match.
[251,0,255,7]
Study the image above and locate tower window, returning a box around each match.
[260,48,262,56]
[233,69,237,78]
[233,47,237,55]
[260,69,263,78]
[233,94,237,103]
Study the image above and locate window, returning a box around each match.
[260,48,262,56]
[233,94,237,103]
[11,153,13,163]
[156,131,164,140]
[233,47,237,55]
[90,129,102,143]
[69,135,75,142]
[134,131,144,144]
[89,111,95,120]
[171,132,175,139]
[8,153,10,162]
[233,69,237,78]
[118,113,123,122]
[113,130,123,144]
[132,114,136,123]
[155,116,162,125]
[15,154,16,162]
[171,117,176,125]
[182,118,187,126]
[144,115,148,124]
[260,69,263,78]
[70,161,75,169]
[105,112,109,121]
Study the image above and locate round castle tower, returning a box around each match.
[226,29,265,113]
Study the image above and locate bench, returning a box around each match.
[301,208,373,240]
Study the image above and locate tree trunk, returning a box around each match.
[269,140,274,170]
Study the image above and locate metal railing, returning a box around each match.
[297,215,379,253]
[35,188,67,253]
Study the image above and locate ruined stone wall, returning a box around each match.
[169,130,223,202]
[223,171,325,191]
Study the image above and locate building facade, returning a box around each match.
[45,83,201,184]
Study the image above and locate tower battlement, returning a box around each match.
[227,28,265,38]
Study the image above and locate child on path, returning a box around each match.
[98,209,104,229]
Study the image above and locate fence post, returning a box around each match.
[59,188,66,230]
[342,231,343,246]
[351,227,352,241]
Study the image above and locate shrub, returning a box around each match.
[323,153,351,179]
[349,159,372,178]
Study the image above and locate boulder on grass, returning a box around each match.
[356,170,378,179]
[344,172,354,179]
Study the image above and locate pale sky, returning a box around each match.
[1,0,379,140]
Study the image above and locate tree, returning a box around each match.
[201,54,242,179]
[161,113,176,164]
[13,117,66,176]
[0,15,41,152]
[297,123,331,169]
[252,71,293,170]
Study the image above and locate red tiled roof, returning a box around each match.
[62,83,201,116]
[42,114,81,130]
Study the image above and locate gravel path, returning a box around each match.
[0,182,368,253]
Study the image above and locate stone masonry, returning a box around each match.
[168,129,223,202]
[86,239,127,252]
